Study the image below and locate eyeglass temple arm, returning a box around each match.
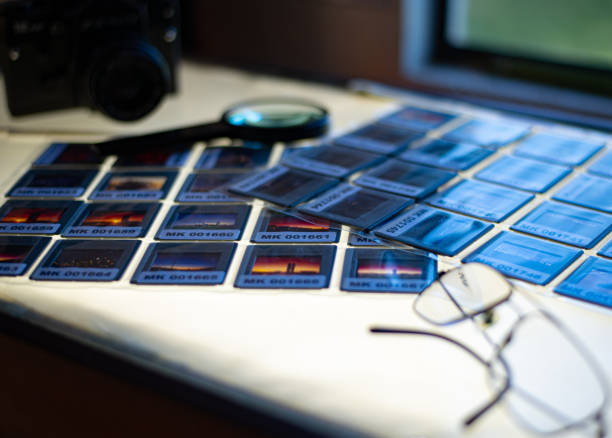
[370,327,512,428]
[463,383,510,426]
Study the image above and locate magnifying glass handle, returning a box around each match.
[95,121,232,156]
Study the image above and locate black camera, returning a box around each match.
[0,0,180,121]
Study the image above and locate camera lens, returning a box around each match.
[90,43,171,122]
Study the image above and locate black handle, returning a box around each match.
[95,121,232,156]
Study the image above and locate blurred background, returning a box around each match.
[181,0,612,90]
[182,0,400,84]
[1,0,611,130]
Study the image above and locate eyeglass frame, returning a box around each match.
[370,263,610,437]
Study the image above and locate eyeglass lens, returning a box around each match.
[492,312,606,434]
[414,263,512,325]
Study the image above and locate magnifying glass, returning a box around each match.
[95,98,329,156]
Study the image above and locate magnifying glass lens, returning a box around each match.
[225,101,326,128]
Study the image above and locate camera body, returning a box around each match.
[0,0,180,121]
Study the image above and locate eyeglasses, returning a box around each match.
[371,263,609,437]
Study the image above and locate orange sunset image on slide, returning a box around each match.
[106,176,166,191]
[0,245,30,263]
[267,214,330,232]
[357,259,423,278]
[1,207,64,223]
[82,211,145,227]
[150,252,218,272]
[252,256,322,275]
